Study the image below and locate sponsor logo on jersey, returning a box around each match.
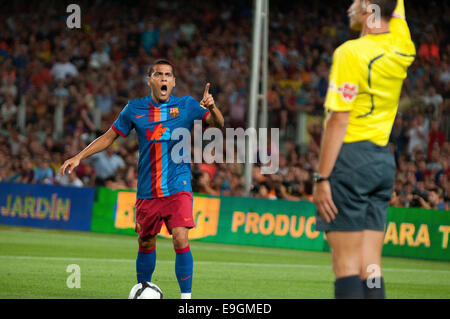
[146,123,170,141]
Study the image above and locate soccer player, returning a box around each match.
[60,59,224,299]
[312,0,415,299]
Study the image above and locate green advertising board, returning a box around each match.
[383,207,450,261]
[198,196,325,252]
[90,187,450,261]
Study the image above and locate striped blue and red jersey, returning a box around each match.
[111,94,210,199]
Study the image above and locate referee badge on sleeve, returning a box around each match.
[337,82,358,102]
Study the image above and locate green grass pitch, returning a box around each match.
[0,225,449,299]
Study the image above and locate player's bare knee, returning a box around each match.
[171,228,189,249]
[138,234,157,249]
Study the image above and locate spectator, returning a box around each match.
[53,80,69,99]
[422,86,443,118]
[33,156,54,184]
[196,171,219,196]
[0,76,17,100]
[419,188,448,210]
[1,94,17,125]
[7,126,27,156]
[88,148,125,185]
[418,35,440,65]
[427,149,442,171]
[30,60,52,88]
[89,41,110,69]
[415,160,431,182]
[390,115,409,156]
[436,156,450,184]
[50,53,78,81]
[55,168,83,187]
[95,86,114,114]
[427,119,446,160]
[18,160,34,183]
[407,115,428,155]
[141,22,160,53]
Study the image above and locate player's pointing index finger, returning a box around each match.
[203,83,210,98]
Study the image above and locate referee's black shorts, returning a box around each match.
[316,141,396,232]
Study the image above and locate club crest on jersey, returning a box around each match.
[337,82,358,102]
[169,107,179,118]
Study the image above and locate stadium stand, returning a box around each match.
[0,0,448,210]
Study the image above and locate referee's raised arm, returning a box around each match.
[311,0,415,299]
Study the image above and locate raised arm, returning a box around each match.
[201,83,225,128]
[390,0,412,41]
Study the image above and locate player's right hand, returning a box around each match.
[59,156,81,176]
[200,83,215,110]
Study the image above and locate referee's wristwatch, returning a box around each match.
[313,172,330,183]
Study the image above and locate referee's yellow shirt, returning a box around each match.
[324,0,415,146]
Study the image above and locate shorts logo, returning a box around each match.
[136,222,141,232]
[337,82,358,102]
[169,107,179,118]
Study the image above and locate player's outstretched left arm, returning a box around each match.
[201,83,224,128]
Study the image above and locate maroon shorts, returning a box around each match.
[135,191,194,238]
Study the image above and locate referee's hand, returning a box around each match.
[313,181,338,223]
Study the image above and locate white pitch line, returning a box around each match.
[0,255,449,274]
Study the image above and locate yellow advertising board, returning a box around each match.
[114,191,220,240]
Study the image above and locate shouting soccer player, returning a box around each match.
[60,59,224,299]
[313,0,415,298]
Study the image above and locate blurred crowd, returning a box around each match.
[0,0,448,210]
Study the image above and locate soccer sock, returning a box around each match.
[175,245,193,295]
[334,275,365,299]
[362,277,386,299]
[136,246,156,284]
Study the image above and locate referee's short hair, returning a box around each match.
[368,0,397,20]
[148,59,176,77]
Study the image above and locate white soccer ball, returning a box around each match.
[128,282,163,299]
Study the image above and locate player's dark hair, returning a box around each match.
[368,0,397,20]
[148,59,175,77]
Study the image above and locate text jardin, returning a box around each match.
[1,194,71,220]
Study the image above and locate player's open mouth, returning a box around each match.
[160,85,168,96]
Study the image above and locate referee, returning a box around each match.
[313,0,415,299]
